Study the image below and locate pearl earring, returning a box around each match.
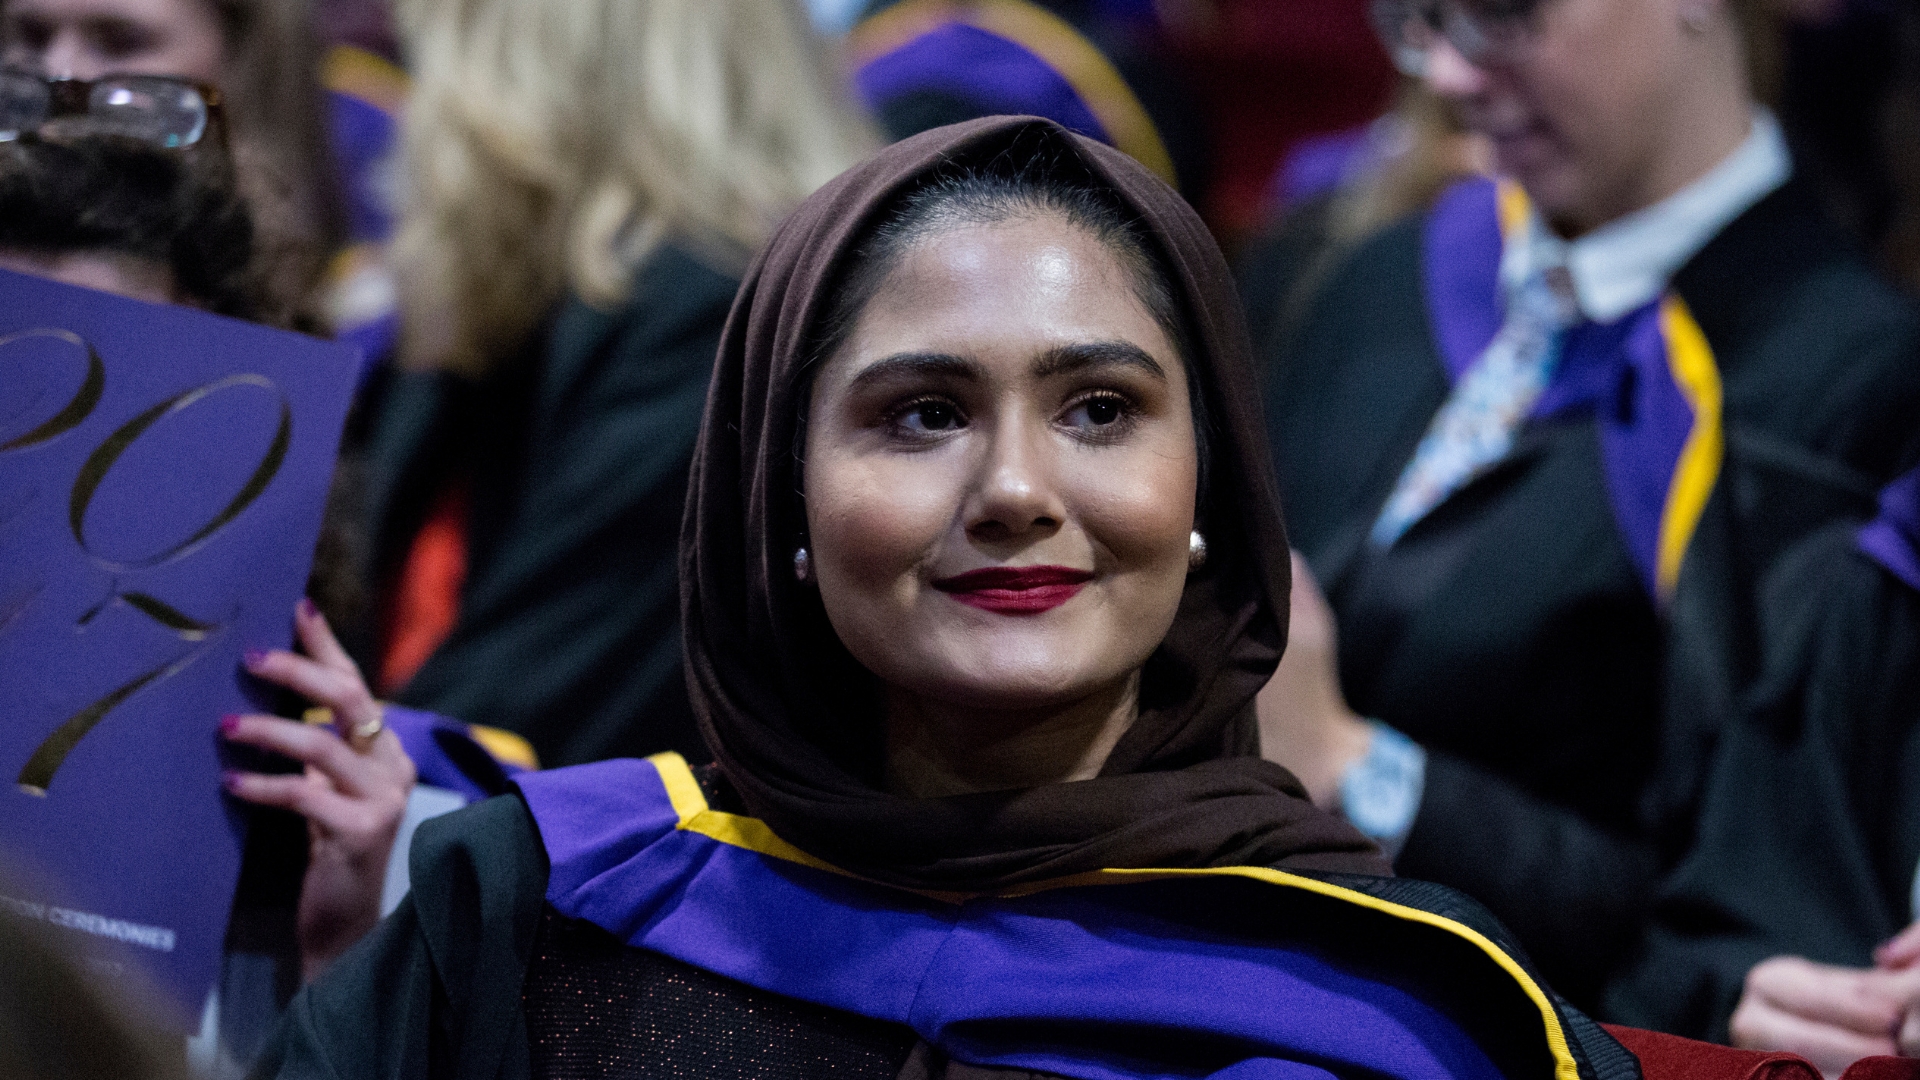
[793,547,813,583]
[1188,530,1208,570]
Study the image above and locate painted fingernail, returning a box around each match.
[243,648,269,669]
[219,714,241,737]
[297,597,317,620]
[221,770,243,790]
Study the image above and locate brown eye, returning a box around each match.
[1064,393,1129,431]
[898,399,964,433]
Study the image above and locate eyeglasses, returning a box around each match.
[1369,0,1550,77]
[0,69,223,149]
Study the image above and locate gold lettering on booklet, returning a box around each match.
[3,332,289,794]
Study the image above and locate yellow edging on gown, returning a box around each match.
[1491,182,1722,603]
[322,45,409,116]
[645,752,1581,1080]
[847,0,1178,188]
[1655,296,1723,600]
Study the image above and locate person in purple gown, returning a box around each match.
[252,117,1643,1080]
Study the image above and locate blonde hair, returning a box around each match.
[393,0,876,374]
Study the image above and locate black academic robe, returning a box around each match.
[346,245,738,768]
[250,788,1639,1080]
[1257,177,1920,1010]
[1603,524,1920,1042]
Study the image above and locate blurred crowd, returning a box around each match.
[3,0,1920,1077]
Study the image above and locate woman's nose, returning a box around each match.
[965,415,1065,544]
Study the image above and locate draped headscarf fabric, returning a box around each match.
[680,116,1385,892]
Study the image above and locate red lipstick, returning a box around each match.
[931,565,1094,615]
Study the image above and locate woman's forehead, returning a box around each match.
[826,217,1172,366]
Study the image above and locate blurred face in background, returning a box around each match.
[2,0,224,83]
[1385,0,1749,235]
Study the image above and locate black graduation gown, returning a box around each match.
[1257,177,1920,1010]
[347,245,738,768]
[1603,524,1920,1041]
[250,789,1640,1080]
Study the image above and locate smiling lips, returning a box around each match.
[931,565,1094,614]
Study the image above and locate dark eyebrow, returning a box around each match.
[1031,341,1167,382]
[845,352,983,394]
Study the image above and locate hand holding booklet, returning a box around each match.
[0,269,358,1026]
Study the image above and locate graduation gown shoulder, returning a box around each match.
[1603,524,1920,1041]
[250,794,548,1080]
[252,782,1642,1080]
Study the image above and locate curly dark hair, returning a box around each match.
[0,136,264,320]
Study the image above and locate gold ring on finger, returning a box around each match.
[347,711,385,753]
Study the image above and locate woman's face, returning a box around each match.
[3,0,225,83]
[1424,0,1697,233]
[804,212,1198,716]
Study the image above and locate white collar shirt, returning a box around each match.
[1499,111,1793,324]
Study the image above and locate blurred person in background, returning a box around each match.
[844,0,1208,204]
[0,124,401,1077]
[352,0,874,770]
[0,0,347,329]
[1602,462,1920,1072]
[1252,0,1920,1013]
[1236,79,1489,373]
[0,99,512,1072]
[0,115,261,313]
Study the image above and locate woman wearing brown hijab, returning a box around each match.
[253,118,1632,1080]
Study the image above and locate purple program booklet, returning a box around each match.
[0,269,358,1027]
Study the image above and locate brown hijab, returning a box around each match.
[680,117,1386,892]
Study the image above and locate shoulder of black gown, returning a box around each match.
[1675,177,1920,482]
[1605,524,1920,1040]
[1234,193,1342,375]
[1261,211,1443,558]
[503,239,740,551]
[392,243,739,766]
[1654,445,1886,851]
[251,795,548,1080]
[1300,870,1643,1080]
[539,243,741,409]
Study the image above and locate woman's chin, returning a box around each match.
[902,651,1129,715]
[858,610,1160,714]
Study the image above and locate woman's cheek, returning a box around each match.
[810,455,958,590]
[1067,453,1194,571]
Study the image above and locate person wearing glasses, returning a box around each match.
[0,100,373,1061]
[0,72,251,308]
[0,0,348,330]
[0,92,519,1072]
[1252,0,1920,1015]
